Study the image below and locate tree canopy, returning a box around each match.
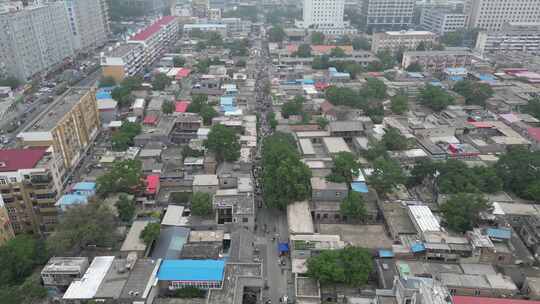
[96,159,142,196]
[327,152,360,185]
[375,50,396,70]
[306,247,373,286]
[173,56,185,67]
[453,80,494,106]
[262,133,312,209]
[47,203,117,255]
[268,26,286,43]
[340,192,367,220]
[406,62,423,72]
[441,193,488,233]
[418,84,455,112]
[390,94,409,114]
[152,73,171,91]
[311,32,325,44]
[140,222,160,246]
[0,77,21,90]
[524,98,540,120]
[330,47,347,58]
[162,100,175,114]
[368,157,405,194]
[0,235,48,286]
[382,127,408,151]
[495,147,540,201]
[352,37,370,50]
[111,121,141,151]
[191,192,213,217]
[205,124,241,162]
[294,44,312,58]
[116,194,135,222]
[281,95,304,118]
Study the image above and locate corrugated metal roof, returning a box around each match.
[63,256,115,299]
[408,205,441,233]
[157,259,225,281]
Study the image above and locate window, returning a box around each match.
[242,217,248,223]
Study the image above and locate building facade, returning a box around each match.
[0,201,14,245]
[0,2,74,80]
[301,0,345,31]
[420,7,467,35]
[371,31,436,53]
[101,43,145,82]
[475,23,540,55]
[402,50,475,72]
[465,0,540,31]
[361,0,415,33]
[62,0,108,51]
[0,148,64,234]
[18,88,100,175]
[128,16,179,68]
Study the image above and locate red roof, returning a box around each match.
[143,115,159,125]
[146,174,160,194]
[315,82,330,91]
[453,296,540,304]
[130,16,177,42]
[175,101,190,113]
[0,148,47,172]
[175,68,192,80]
[320,100,334,113]
[286,44,353,55]
[528,127,540,142]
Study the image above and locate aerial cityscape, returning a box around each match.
[0,0,540,303]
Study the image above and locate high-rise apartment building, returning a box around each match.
[62,0,109,51]
[0,2,74,80]
[18,88,100,173]
[192,0,209,18]
[420,6,467,35]
[361,0,415,32]
[0,147,64,234]
[475,23,540,55]
[465,0,540,31]
[301,0,346,34]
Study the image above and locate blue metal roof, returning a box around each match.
[278,242,289,253]
[157,259,225,281]
[72,182,96,191]
[220,96,235,106]
[351,181,369,193]
[56,194,88,208]
[378,249,394,258]
[303,79,315,85]
[486,228,511,240]
[411,242,426,253]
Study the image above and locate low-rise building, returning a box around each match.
[193,174,219,194]
[41,257,89,290]
[311,177,348,202]
[157,259,225,290]
[402,50,476,72]
[120,220,152,258]
[372,31,436,54]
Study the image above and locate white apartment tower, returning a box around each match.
[302,0,345,32]
[0,2,74,80]
[465,0,540,31]
[362,0,416,33]
[63,0,109,51]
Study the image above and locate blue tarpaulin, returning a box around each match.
[157,259,225,281]
[411,242,426,253]
[378,249,394,258]
[278,242,289,253]
[351,181,369,193]
[486,228,511,240]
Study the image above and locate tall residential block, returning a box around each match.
[420,6,467,35]
[465,0,540,31]
[475,23,540,55]
[371,30,436,53]
[361,0,415,32]
[0,2,74,80]
[18,88,100,174]
[0,147,64,234]
[63,0,109,51]
[301,0,345,33]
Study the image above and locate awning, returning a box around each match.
[411,242,426,253]
[378,249,394,258]
[278,242,289,253]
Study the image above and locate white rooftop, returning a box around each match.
[63,256,115,300]
[161,205,189,226]
[385,30,435,36]
[408,205,441,233]
[287,201,314,235]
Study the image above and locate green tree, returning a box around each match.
[363,77,387,100]
[191,192,213,216]
[47,203,117,255]
[390,94,408,114]
[111,86,133,107]
[407,159,437,187]
[262,133,312,209]
[453,80,494,107]
[327,152,360,185]
[352,37,370,50]
[173,287,206,298]
[162,100,174,114]
[0,235,48,286]
[495,147,540,200]
[294,44,312,58]
[0,77,21,90]
[325,86,364,108]
[116,194,135,222]
[524,98,540,120]
[317,117,329,129]
[268,26,286,43]
[312,55,330,69]
[306,247,373,286]
[200,105,218,125]
[368,157,405,194]
[204,124,241,162]
[111,121,141,151]
[418,84,455,112]
[330,47,346,58]
[282,95,304,118]
[382,127,408,151]
[267,112,278,130]
[437,159,502,194]
[440,193,488,233]
[121,76,143,91]
[173,56,185,67]
[206,32,223,47]
[152,73,171,91]
[366,61,385,72]
[311,32,325,44]
[340,192,367,220]
[140,222,160,246]
[406,62,423,72]
[376,50,396,70]
[99,76,117,87]
[96,159,142,196]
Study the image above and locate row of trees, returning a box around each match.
[312,56,365,79]
[111,122,142,151]
[262,133,312,209]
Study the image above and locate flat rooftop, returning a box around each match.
[287,201,314,235]
[105,43,140,58]
[28,88,89,132]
